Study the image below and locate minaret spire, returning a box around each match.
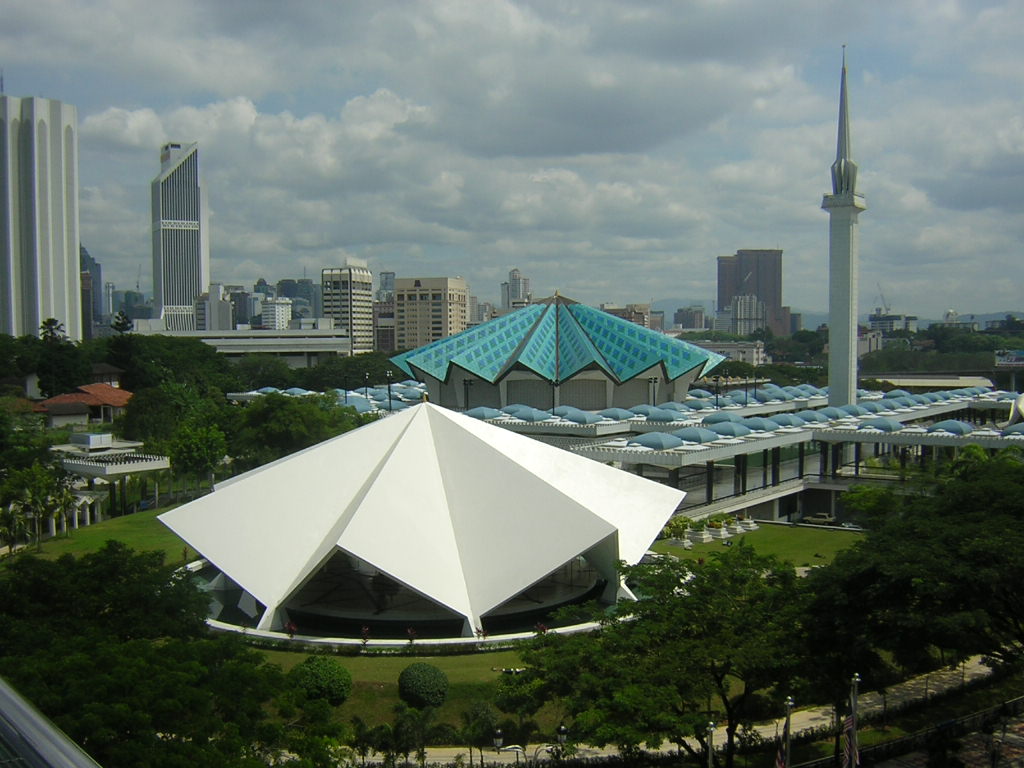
[831,45,858,195]
[822,47,867,408]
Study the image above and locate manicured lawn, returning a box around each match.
[262,649,538,729]
[25,506,191,565]
[651,523,862,567]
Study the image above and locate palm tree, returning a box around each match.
[0,501,28,555]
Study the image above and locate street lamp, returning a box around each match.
[783,696,794,768]
[385,369,393,412]
[706,721,716,768]
[493,729,523,764]
[531,724,569,763]
[647,376,658,406]
[463,378,474,411]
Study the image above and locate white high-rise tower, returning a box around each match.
[0,96,82,340]
[822,50,866,407]
[151,142,209,330]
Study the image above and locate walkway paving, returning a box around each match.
[420,656,994,764]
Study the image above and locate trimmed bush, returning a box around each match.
[398,662,449,709]
[289,655,353,705]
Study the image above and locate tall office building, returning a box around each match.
[822,51,867,406]
[716,249,790,336]
[500,268,530,309]
[322,259,374,352]
[376,271,395,302]
[151,142,209,331]
[0,96,82,340]
[395,277,468,349]
[79,245,103,322]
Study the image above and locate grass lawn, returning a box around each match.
[24,506,191,565]
[651,523,861,566]
[261,649,535,729]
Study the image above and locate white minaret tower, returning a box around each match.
[822,48,866,406]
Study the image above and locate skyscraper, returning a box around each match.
[716,249,789,336]
[822,50,866,406]
[0,96,82,340]
[322,259,374,352]
[500,267,530,309]
[151,142,209,331]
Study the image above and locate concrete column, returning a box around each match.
[771,447,781,486]
[705,461,715,503]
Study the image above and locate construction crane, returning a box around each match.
[876,282,891,314]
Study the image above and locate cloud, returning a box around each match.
[8,0,1022,319]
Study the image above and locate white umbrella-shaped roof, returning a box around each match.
[160,403,682,636]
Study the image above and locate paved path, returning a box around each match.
[420,656,993,764]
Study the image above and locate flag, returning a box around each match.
[775,718,789,768]
[841,714,859,768]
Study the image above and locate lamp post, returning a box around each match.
[493,729,522,765]
[706,721,715,768]
[386,369,394,412]
[783,696,794,768]
[647,376,658,406]
[463,378,474,411]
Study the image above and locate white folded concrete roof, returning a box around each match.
[160,402,683,636]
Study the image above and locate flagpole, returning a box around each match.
[784,696,793,768]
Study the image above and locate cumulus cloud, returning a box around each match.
[7,0,1021,318]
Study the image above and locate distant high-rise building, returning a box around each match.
[253,277,274,299]
[395,277,469,349]
[822,51,867,406]
[79,269,94,340]
[716,249,791,336]
[103,281,115,316]
[261,297,293,331]
[194,283,234,331]
[376,271,395,302]
[151,142,209,331]
[322,259,374,352]
[296,278,322,317]
[500,268,530,309]
[373,298,396,352]
[79,245,103,322]
[673,305,705,330]
[1,96,82,340]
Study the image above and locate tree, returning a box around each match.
[398,662,449,709]
[459,700,499,768]
[34,319,89,398]
[234,353,295,390]
[110,311,134,334]
[232,392,372,469]
[288,655,353,706]
[4,460,60,549]
[169,420,228,490]
[524,545,801,767]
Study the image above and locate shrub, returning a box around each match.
[289,655,353,705]
[398,662,449,709]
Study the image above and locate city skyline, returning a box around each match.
[4,1,1023,318]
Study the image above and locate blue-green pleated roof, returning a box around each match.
[391,295,725,385]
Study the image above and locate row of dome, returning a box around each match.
[622,417,1024,450]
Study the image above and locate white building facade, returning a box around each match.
[322,260,374,352]
[0,96,82,340]
[151,142,210,331]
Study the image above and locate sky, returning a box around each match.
[4,0,1023,320]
